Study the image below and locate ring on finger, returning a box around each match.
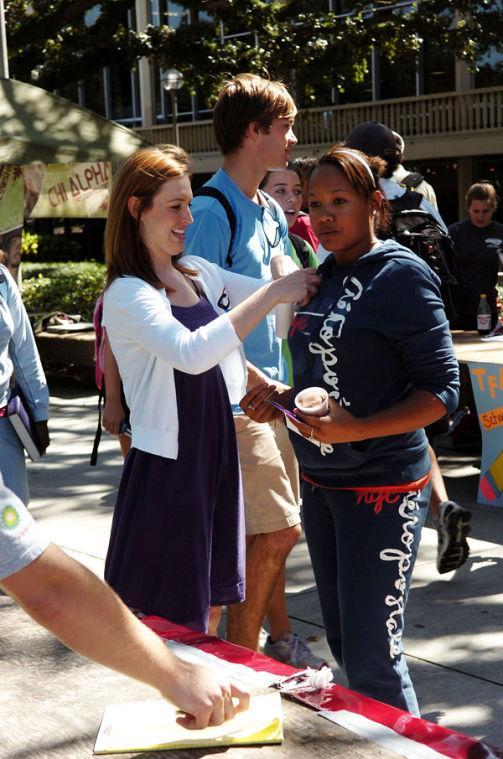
[249,403,255,410]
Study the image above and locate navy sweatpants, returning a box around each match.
[302,480,431,715]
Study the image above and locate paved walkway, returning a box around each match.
[8,378,503,752]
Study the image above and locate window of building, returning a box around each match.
[84,70,105,116]
[84,4,101,26]
[379,50,417,100]
[151,1,191,27]
[422,40,455,94]
[475,46,503,88]
[109,65,141,125]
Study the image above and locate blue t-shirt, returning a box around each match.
[0,476,49,581]
[184,169,290,390]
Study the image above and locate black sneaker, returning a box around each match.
[436,501,472,574]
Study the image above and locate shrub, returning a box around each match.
[21,261,106,321]
[21,231,82,260]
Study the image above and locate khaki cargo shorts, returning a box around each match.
[234,415,301,535]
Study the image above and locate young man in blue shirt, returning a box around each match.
[185,74,325,667]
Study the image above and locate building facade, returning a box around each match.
[66,1,503,224]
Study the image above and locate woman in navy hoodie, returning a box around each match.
[241,146,459,715]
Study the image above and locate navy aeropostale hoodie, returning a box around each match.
[288,240,460,487]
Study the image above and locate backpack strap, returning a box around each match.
[389,189,424,214]
[193,187,237,268]
[400,172,424,191]
[89,388,104,466]
[288,233,311,269]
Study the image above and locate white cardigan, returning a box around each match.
[103,255,263,458]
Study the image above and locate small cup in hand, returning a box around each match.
[294,387,329,417]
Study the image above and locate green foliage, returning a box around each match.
[4,1,503,106]
[5,0,172,91]
[21,261,106,321]
[21,230,39,257]
[20,231,82,261]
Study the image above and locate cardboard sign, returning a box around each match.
[469,361,503,505]
[0,165,23,234]
[28,161,110,218]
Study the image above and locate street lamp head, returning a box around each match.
[162,68,184,92]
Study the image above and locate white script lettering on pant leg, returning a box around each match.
[379,492,419,658]
[307,276,362,456]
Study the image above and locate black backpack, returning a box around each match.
[388,191,465,323]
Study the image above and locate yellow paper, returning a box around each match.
[93,691,283,754]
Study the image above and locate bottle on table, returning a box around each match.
[477,293,491,336]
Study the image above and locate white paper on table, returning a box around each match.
[164,639,284,688]
[94,692,283,754]
[319,710,448,759]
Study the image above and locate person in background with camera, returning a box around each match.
[449,181,503,332]
[0,263,49,504]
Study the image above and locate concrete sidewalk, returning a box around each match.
[13,378,503,751]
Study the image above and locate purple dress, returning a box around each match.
[105,295,245,632]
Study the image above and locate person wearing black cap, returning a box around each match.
[345,121,446,231]
[343,121,472,577]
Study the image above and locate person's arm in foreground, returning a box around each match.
[1,545,249,728]
[101,331,125,436]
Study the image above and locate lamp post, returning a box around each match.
[0,0,9,78]
[161,68,184,146]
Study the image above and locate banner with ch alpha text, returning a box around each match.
[27,161,111,219]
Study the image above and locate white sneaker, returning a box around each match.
[258,626,269,650]
[264,632,328,670]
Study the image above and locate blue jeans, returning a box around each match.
[0,417,29,504]
[302,479,431,715]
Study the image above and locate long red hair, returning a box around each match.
[105,144,197,289]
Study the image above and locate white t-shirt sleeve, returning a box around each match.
[0,483,49,581]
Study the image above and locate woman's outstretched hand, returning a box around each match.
[272,267,320,308]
